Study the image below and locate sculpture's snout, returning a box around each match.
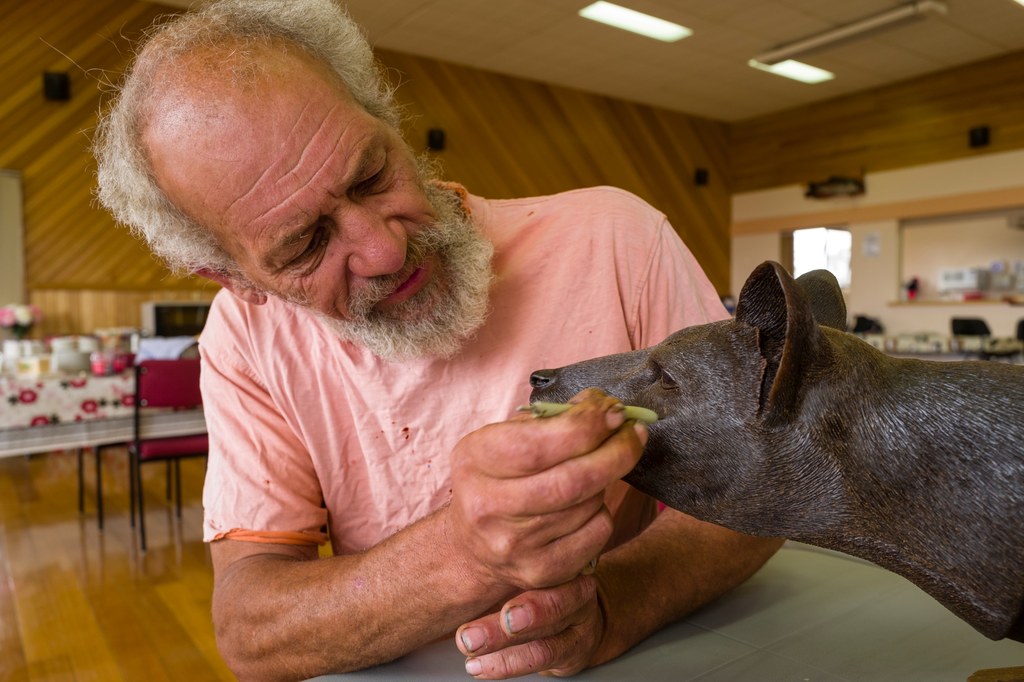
[529,369,558,389]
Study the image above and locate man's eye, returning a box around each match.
[351,166,388,197]
[292,227,328,267]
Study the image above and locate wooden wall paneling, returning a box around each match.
[1,0,207,315]
[377,49,734,292]
[29,288,219,338]
[7,3,1024,332]
[730,50,1024,193]
[600,101,732,281]
[0,0,224,333]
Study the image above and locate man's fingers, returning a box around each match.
[456,576,597,657]
[499,575,597,638]
[447,388,649,589]
[512,423,644,513]
[473,495,606,558]
[457,391,630,478]
[465,420,647,518]
[462,617,594,679]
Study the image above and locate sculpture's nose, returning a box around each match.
[529,369,558,389]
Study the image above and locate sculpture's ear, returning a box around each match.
[734,261,828,423]
[795,269,847,331]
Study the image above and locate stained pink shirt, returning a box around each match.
[200,186,728,552]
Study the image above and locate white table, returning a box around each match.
[0,408,207,457]
[319,543,1023,681]
[1,372,206,457]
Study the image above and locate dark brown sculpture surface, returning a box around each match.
[530,260,1024,642]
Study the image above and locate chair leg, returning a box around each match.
[77,448,85,514]
[129,453,136,528]
[165,460,172,501]
[174,460,183,518]
[95,447,104,531]
[136,458,147,552]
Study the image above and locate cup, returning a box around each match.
[50,336,76,353]
[90,351,112,376]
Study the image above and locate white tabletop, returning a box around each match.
[318,542,1023,681]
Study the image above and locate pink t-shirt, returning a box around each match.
[200,186,727,553]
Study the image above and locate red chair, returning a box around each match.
[130,359,208,551]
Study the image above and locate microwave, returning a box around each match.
[937,267,988,292]
[141,301,212,337]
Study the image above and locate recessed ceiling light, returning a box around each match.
[748,59,835,84]
[578,2,692,43]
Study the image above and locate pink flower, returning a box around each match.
[30,416,50,426]
[0,304,41,336]
[19,389,37,404]
[1,304,39,326]
[81,399,98,413]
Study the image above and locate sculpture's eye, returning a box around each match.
[658,366,679,390]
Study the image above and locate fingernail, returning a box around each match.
[460,627,483,653]
[606,403,626,429]
[503,605,530,634]
[633,421,649,446]
[465,658,482,676]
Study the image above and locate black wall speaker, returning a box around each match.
[426,128,446,151]
[969,125,990,148]
[694,168,709,186]
[43,72,71,101]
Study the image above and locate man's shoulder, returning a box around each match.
[476,186,662,217]
[471,186,668,248]
[207,288,298,327]
[202,289,308,357]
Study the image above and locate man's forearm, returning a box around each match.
[592,508,783,666]
[211,506,509,680]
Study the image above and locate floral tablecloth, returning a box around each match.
[0,373,134,429]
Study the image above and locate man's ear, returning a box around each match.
[194,267,268,306]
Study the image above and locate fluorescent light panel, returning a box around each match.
[748,59,835,84]
[754,1,947,65]
[578,2,692,43]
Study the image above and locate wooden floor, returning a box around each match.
[0,447,234,681]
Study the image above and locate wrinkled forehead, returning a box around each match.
[138,42,374,242]
[140,39,356,130]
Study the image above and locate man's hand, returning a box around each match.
[447,389,648,590]
[455,575,604,679]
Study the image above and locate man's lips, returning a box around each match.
[378,257,434,309]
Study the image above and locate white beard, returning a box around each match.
[314,181,494,360]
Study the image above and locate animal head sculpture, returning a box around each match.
[530,261,1024,641]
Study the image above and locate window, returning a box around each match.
[792,227,851,288]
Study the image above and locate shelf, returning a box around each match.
[887,297,1024,306]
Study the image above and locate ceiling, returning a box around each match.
[153,0,1024,122]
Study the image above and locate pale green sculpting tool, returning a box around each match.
[518,401,658,424]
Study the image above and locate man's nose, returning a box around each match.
[342,206,408,278]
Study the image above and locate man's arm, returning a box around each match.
[210,511,496,680]
[454,510,782,678]
[595,510,783,664]
[209,392,646,680]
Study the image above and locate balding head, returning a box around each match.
[94,0,400,277]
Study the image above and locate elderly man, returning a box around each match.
[94,0,781,679]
